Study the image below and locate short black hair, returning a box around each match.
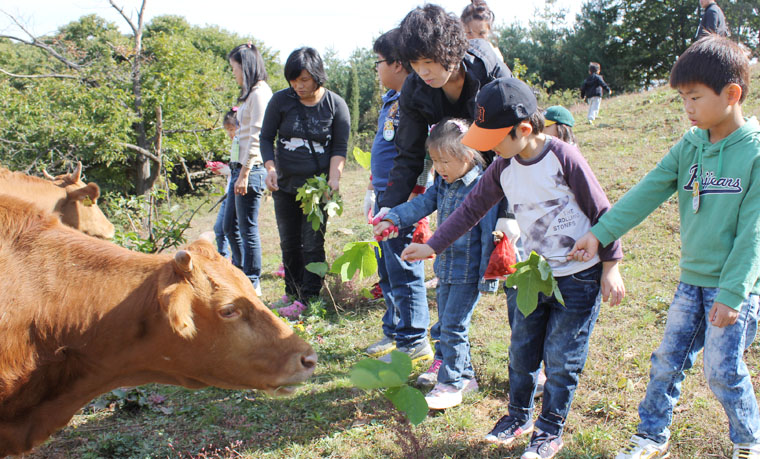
[589,62,600,74]
[374,28,412,73]
[398,4,468,70]
[670,34,750,103]
[461,0,495,27]
[227,43,268,102]
[284,47,327,87]
[508,111,545,139]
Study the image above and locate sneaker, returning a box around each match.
[615,435,669,459]
[425,383,464,410]
[534,368,547,398]
[462,377,479,394]
[379,340,433,364]
[734,443,760,459]
[521,430,564,459]
[254,284,262,297]
[416,359,442,387]
[484,415,534,445]
[365,336,396,357]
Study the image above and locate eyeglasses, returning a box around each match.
[374,59,388,67]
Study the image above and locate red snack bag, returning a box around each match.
[483,233,517,280]
[412,217,432,244]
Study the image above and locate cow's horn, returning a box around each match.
[174,250,193,273]
[42,169,55,180]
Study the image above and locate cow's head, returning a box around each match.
[44,162,115,240]
[157,240,316,394]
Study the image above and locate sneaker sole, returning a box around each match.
[410,353,434,364]
[484,425,534,446]
[366,346,396,358]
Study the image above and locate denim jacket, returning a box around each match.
[386,165,502,292]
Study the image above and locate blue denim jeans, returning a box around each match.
[431,282,480,389]
[374,192,429,348]
[273,187,328,300]
[223,164,266,287]
[506,263,602,436]
[637,283,760,445]
[213,194,230,258]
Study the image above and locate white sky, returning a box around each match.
[1,0,584,62]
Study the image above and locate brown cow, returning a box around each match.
[0,162,115,239]
[0,195,317,456]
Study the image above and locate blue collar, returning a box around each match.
[459,164,482,186]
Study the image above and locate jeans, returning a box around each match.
[506,263,602,436]
[636,283,760,445]
[223,164,266,287]
[213,194,230,258]
[431,282,480,388]
[374,191,429,348]
[587,96,601,121]
[272,188,327,300]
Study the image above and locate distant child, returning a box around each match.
[402,78,625,459]
[362,29,431,363]
[570,35,760,459]
[210,108,238,258]
[374,118,503,410]
[580,62,612,124]
[460,0,503,61]
[543,106,577,145]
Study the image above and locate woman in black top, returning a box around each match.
[261,47,350,301]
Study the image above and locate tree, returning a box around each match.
[720,0,760,52]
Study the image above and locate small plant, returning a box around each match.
[350,350,428,425]
[505,251,565,317]
[295,174,343,231]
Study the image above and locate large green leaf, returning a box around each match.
[305,262,329,278]
[330,241,380,282]
[352,146,372,170]
[385,385,429,425]
[349,351,412,390]
[505,251,563,317]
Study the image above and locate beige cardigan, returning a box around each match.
[236,81,273,169]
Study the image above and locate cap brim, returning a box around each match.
[544,119,557,126]
[461,124,513,151]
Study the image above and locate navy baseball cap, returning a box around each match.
[462,77,537,151]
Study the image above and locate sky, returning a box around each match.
[1,0,584,62]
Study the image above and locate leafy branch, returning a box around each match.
[505,251,565,317]
[295,174,343,231]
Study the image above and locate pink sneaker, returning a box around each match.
[416,359,442,387]
[274,264,286,278]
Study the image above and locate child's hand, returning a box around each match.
[373,220,398,241]
[567,231,600,262]
[709,301,739,328]
[601,261,625,306]
[401,243,434,261]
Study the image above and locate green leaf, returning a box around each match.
[325,201,341,218]
[504,251,562,317]
[305,262,329,277]
[330,241,380,282]
[352,146,372,170]
[388,350,413,379]
[385,385,429,425]
[378,369,405,387]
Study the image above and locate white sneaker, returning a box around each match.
[254,284,262,296]
[615,435,669,459]
[425,383,464,410]
[734,443,760,459]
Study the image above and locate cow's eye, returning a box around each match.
[218,304,241,319]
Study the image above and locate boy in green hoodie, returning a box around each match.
[569,35,760,459]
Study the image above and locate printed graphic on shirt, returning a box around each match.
[283,114,333,154]
[281,138,325,154]
[684,164,743,195]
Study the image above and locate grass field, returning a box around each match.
[27,66,760,458]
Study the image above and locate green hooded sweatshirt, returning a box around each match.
[592,117,760,309]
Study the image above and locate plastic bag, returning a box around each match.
[483,233,517,280]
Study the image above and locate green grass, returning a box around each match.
[30,66,760,458]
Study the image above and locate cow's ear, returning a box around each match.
[68,183,101,205]
[159,283,197,339]
[174,250,193,274]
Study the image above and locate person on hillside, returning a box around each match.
[543,105,577,145]
[402,77,625,459]
[460,0,503,61]
[362,29,432,362]
[696,0,727,39]
[226,43,272,296]
[374,3,513,364]
[261,47,350,303]
[209,108,238,259]
[374,118,503,409]
[569,35,760,459]
[580,62,612,125]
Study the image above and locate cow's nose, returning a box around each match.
[301,352,317,370]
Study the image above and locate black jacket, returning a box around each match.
[580,74,611,99]
[696,2,727,39]
[379,39,511,208]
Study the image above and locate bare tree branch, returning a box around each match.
[120,142,160,162]
[0,10,83,70]
[0,67,79,79]
[107,0,137,36]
